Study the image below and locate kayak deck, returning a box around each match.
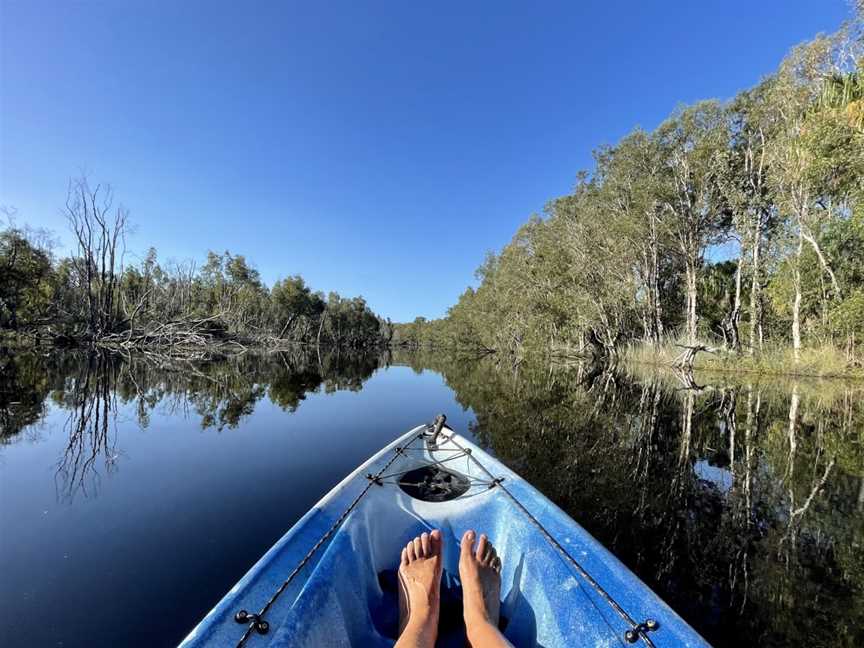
[180,425,709,647]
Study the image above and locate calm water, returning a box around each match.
[0,349,862,647]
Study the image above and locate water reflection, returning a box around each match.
[54,352,120,501]
[1,348,862,647]
[403,351,864,648]
[0,349,53,441]
[1,348,382,501]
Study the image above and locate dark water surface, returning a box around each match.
[0,349,862,647]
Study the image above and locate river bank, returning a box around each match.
[623,340,864,380]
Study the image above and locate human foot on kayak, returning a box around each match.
[395,529,442,648]
[460,530,513,648]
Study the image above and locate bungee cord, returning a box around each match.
[232,431,425,647]
[440,431,659,647]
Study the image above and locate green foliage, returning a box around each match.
[0,225,389,349]
[399,16,864,368]
[0,227,54,328]
[830,289,864,338]
[390,351,864,647]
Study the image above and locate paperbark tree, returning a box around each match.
[655,102,732,345]
[768,32,861,359]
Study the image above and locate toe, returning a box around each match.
[430,529,442,556]
[475,534,488,562]
[460,530,476,560]
[406,538,416,562]
[492,555,502,572]
[400,546,408,568]
[485,544,497,565]
[413,536,424,558]
[420,532,431,557]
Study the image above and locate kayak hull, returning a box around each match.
[180,425,710,647]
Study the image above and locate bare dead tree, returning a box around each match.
[64,176,129,339]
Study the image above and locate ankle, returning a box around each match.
[406,605,437,632]
[465,615,499,643]
[463,604,492,628]
[403,617,437,646]
[398,613,438,648]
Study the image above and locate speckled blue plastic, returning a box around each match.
[179,426,711,647]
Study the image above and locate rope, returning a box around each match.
[375,449,470,481]
[233,432,423,647]
[444,433,657,648]
[233,426,657,647]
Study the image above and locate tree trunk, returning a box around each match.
[649,213,664,344]
[748,218,762,356]
[723,255,743,352]
[685,260,698,345]
[316,313,326,348]
[792,231,803,362]
[279,314,297,339]
[801,228,842,298]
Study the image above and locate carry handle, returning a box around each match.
[428,413,447,447]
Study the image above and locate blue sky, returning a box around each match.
[0,1,851,321]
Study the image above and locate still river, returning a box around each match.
[1,349,861,647]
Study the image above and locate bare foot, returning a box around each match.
[396,530,443,647]
[459,530,502,628]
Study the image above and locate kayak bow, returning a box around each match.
[180,418,710,648]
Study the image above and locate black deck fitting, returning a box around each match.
[234,610,269,635]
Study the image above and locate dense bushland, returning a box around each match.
[395,14,864,370]
[0,179,392,350]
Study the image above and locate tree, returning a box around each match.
[655,101,732,345]
[721,82,782,353]
[271,275,321,339]
[64,176,129,337]
[768,31,862,359]
[0,224,54,328]
[594,131,672,344]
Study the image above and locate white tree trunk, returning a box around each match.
[801,228,841,298]
[650,214,664,343]
[748,220,762,356]
[792,232,803,362]
[685,262,698,345]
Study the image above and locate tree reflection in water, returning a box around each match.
[55,352,120,501]
[1,348,382,501]
[396,350,864,648]
[1,347,861,646]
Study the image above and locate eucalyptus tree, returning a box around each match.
[270,275,322,340]
[719,82,782,352]
[593,131,672,344]
[550,178,641,357]
[0,225,54,329]
[654,101,732,344]
[767,29,862,358]
[487,216,564,353]
[443,287,486,350]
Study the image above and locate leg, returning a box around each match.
[395,529,443,648]
[459,530,514,648]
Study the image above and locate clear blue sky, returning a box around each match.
[0,1,851,322]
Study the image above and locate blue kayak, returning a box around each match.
[180,418,710,647]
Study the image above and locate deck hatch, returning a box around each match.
[398,465,471,502]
